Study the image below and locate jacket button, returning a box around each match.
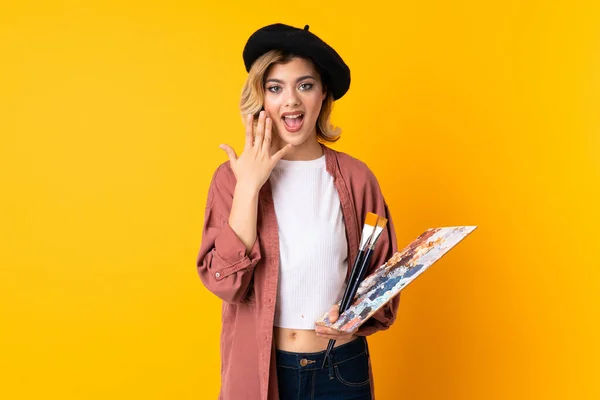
[215,272,221,278]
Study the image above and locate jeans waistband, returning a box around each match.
[275,337,368,371]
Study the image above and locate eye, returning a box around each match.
[267,85,281,93]
[299,83,314,91]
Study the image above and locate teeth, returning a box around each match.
[283,114,303,119]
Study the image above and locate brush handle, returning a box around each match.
[322,249,366,368]
[339,249,365,313]
[322,340,335,369]
[344,247,375,311]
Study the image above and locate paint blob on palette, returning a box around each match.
[316,226,477,333]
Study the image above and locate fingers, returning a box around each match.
[315,326,339,335]
[328,304,340,323]
[244,114,254,151]
[316,333,353,340]
[219,144,237,164]
[272,143,293,162]
[314,305,350,339]
[314,325,353,340]
[253,111,265,148]
[261,116,272,154]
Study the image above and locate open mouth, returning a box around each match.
[281,113,304,132]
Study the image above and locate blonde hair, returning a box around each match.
[239,49,341,143]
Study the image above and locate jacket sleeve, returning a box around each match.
[195,164,262,304]
[354,169,401,337]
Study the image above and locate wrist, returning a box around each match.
[234,181,261,197]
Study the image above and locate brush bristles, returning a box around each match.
[360,212,381,250]
[365,212,378,226]
[376,217,388,229]
[367,217,388,247]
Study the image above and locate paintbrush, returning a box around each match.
[339,212,379,313]
[342,216,388,312]
[321,213,387,369]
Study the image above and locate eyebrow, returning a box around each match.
[265,75,316,84]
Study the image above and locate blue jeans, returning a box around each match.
[275,337,372,400]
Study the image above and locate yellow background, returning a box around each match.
[1,1,599,399]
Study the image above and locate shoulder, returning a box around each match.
[206,160,236,209]
[211,160,236,186]
[329,147,380,187]
[327,148,393,232]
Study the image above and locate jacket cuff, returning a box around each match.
[212,222,261,280]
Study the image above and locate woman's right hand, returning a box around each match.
[219,111,293,192]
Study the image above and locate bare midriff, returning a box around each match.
[273,327,357,353]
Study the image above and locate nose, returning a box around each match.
[284,89,301,108]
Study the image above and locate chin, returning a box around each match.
[275,127,314,146]
[285,134,309,145]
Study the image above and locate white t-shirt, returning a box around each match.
[269,154,348,330]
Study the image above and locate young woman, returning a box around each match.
[196,23,401,400]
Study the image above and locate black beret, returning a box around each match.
[242,23,351,100]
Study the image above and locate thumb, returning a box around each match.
[219,144,237,164]
[328,304,340,323]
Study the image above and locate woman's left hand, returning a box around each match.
[314,305,355,340]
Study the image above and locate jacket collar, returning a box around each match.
[320,142,338,179]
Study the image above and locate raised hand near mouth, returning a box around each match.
[220,110,293,193]
[218,110,293,254]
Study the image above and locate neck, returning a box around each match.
[273,133,324,161]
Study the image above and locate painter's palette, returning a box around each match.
[316,226,477,333]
